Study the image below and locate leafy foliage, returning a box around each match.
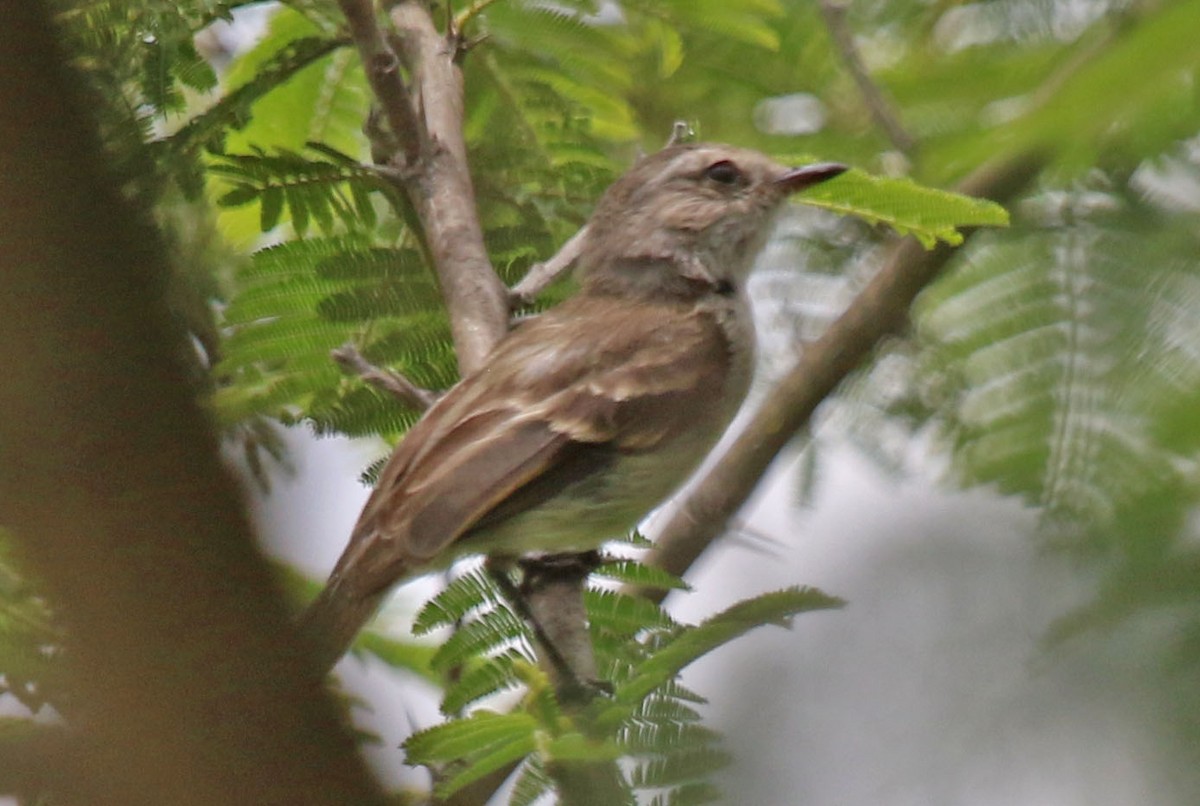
[166,34,349,168]
[906,184,1200,648]
[403,568,842,802]
[54,0,227,200]
[212,234,455,435]
[213,143,386,234]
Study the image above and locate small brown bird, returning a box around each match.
[302,143,846,670]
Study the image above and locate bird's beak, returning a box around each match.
[775,162,848,194]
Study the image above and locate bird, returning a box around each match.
[300,143,846,671]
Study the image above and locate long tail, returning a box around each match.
[298,576,391,674]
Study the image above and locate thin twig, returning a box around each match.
[508,121,697,307]
[818,0,915,155]
[331,343,437,410]
[335,0,420,164]
[453,0,505,33]
[1027,17,1125,111]
[508,224,590,306]
[634,151,1047,603]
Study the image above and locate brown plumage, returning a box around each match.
[301,144,846,670]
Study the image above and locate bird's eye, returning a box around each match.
[704,160,741,185]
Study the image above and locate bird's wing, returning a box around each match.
[334,296,731,591]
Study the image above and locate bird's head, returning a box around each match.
[578,143,846,298]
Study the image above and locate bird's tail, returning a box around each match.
[298,575,391,674]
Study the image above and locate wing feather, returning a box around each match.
[330,295,736,592]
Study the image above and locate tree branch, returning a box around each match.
[331,342,437,410]
[638,152,1047,602]
[818,0,915,154]
[337,6,603,799]
[336,0,420,164]
[388,0,509,373]
[509,224,590,306]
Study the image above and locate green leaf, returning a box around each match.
[352,631,439,683]
[635,690,704,724]
[210,146,385,238]
[168,35,346,158]
[435,729,539,798]
[646,781,723,806]
[914,204,1200,540]
[405,710,538,765]
[260,186,284,231]
[1012,1,1200,172]
[429,605,532,674]
[509,758,553,806]
[441,648,534,715]
[217,184,260,207]
[0,535,62,713]
[592,559,690,592]
[630,746,732,788]
[584,589,678,638]
[617,722,720,756]
[543,732,623,763]
[211,229,453,434]
[286,185,310,234]
[613,587,843,707]
[798,169,1010,248]
[653,0,784,50]
[221,8,367,155]
[413,569,507,635]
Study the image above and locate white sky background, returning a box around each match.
[250,424,1197,805]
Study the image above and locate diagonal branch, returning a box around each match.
[335,0,420,163]
[638,151,1047,602]
[509,224,590,306]
[454,0,505,33]
[819,0,915,154]
[331,342,437,410]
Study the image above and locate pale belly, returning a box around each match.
[463,343,753,555]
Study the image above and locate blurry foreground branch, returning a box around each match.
[0,3,385,803]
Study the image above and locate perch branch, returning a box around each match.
[818,0,915,154]
[636,151,1047,602]
[331,342,437,410]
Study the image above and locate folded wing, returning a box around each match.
[328,295,732,597]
